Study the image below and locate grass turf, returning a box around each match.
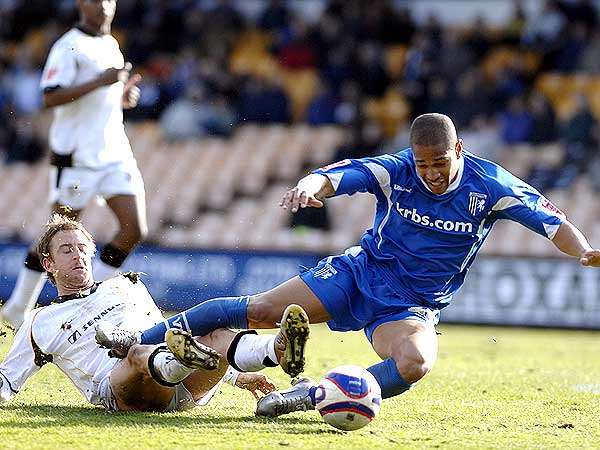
[1,323,599,449]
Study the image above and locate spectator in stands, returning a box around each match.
[321,45,353,95]
[450,69,491,129]
[466,16,493,61]
[333,80,361,127]
[557,0,598,34]
[3,48,42,116]
[125,73,163,121]
[579,29,600,73]
[159,83,206,142]
[459,115,501,161]
[306,81,339,126]
[560,94,597,170]
[276,18,317,70]
[425,78,452,118]
[523,0,567,50]
[382,6,416,45]
[2,116,45,164]
[504,1,527,45]
[490,63,528,110]
[259,0,290,31]
[439,29,474,84]
[529,92,558,144]
[237,77,291,124]
[553,22,587,72]
[354,41,390,98]
[499,96,534,145]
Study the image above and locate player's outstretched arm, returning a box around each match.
[234,373,276,400]
[280,174,335,213]
[43,63,133,108]
[551,221,600,267]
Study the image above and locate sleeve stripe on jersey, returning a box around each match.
[491,196,523,211]
[327,172,344,191]
[543,223,560,239]
[364,162,393,249]
[364,162,392,192]
[492,195,561,239]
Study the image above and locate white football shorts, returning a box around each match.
[48,159,144,210]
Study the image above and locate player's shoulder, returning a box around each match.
[50,28,82,48]
[103,272,145,287]
[463,151,518,193]
[369,148,412,170]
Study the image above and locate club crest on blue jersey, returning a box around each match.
[468,192,487,216]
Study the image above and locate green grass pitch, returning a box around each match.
[1,323,599,449]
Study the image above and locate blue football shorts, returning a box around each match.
[299,246,440,342]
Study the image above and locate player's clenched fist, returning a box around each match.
[122,73,142,109]
[580,249,600,267]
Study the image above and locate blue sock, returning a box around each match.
[140,296,249,345]
[367,358,413,399]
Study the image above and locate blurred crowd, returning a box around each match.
[0,0,599,195]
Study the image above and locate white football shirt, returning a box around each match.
[0,275,164,406]
[40,27,133,168]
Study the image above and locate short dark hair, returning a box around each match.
[409,113,458,149]
[36,214,96,284]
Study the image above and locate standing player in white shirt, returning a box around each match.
[2,0,147,328]
[0,214,309,411]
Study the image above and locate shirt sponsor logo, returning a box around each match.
[67,304,122,344]
[468,192,487,216]
[396,204,473,233]
[538,197,565,218]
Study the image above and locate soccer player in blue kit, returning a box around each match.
[100,113,600,416]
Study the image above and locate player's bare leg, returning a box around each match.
[106,194,147,251]
[182,357,229,402]
[369,319,438,398]
[246,276,331,328]
[109,344,184,411]
[1,203,82,328]
[94,194,147,280]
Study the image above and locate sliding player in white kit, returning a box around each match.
[0,215,309,411]
[2,0,147,329]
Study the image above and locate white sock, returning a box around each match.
[93,259,120,281]
[233,334,278,372]
[152,351,195,384]
[2,268,46,328]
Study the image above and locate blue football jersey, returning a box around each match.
[314,149,565,307]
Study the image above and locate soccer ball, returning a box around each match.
[314,365,382,431]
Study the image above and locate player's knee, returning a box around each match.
[125,344,148,372]
[392,348,433,384]
[246,294,277,327]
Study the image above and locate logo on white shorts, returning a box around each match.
[314,263,337,280]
